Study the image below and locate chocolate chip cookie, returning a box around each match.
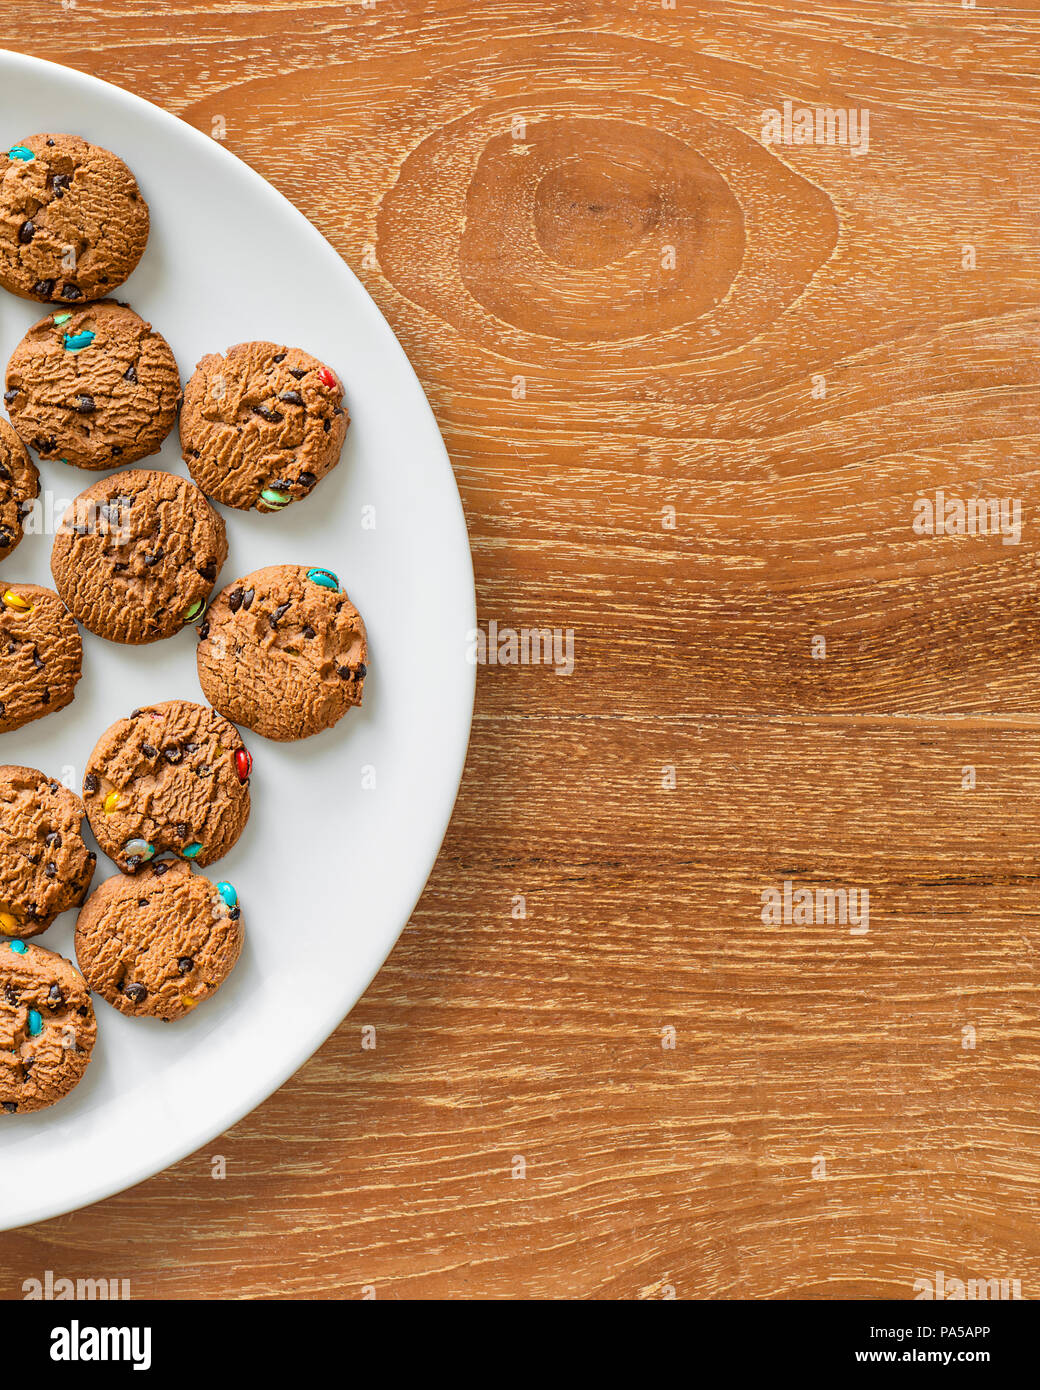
[83,700,251,872]
[196,564,367,740]
[0,134,149,304]
[5,300,181,470]
[0,767,96,939]
[0,938,96,1113]
[51,469,227,644]
[75,860,242,1022]
[0,583,82,734]
[0,418,39,560]
[180,341,348,511]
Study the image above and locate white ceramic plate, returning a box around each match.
[0,51,475,1230]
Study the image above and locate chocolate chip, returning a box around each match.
[113,561,128,572]
[44,861,56,878]
[302,625,315,640]
[163,745,182,764]
[253,406,284,423]
[74,393,95,413]
[48,983,64,1007]
[227,587,244,613]
[77,1005,88,1016]
[51,172,71,196]
[198,560,217,582]
[2,1102,17,1114]
[18,220,34,244]
[278,391,304,406]
[87,851,96,862]
[4,985,17,1005]
[123,365,137,383]
[141,743,157,758]
[32,278,54,297]
[137,898,148,907]
[45,831,62,848]
[178,957,193,975]
[125,856,141,872]
[3,389,18,404]
[0,531,11,550]
[46,139,55,146]
[289,368,306,379]
[84,773,98,794]
[31,646,44,669]
[197,620,210,640]
[242,589,254,610]
[269,602,290,629]
[333,406,344,416]
[269,478,291,490]
[130,708,141,718]
[60,283,82,300]
[356,662,367,679]
[176,822,189,840]
[31,435,56,455]
[272,353,286,363]
[112,445,123,456]
[337,665,352,678]
[4,643,14,654]
[152,861,168,876]
[297,472,317,489]
[40,689,49,705]
[229,906,240,920]
[144,549,163,566]
[323,419,331,433]
[125,982,147,1004]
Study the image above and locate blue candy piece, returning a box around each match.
[27,1010,42,1037]
[63,330,95,353]
[8,940,27,955]
[216,881,237,909]
[306,568,339,591]
[182,842,203,860]
[7,146,34,162]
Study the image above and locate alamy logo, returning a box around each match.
[467,619,575,676]
[912,491,1021,546]
[24,1270,130,1300]
[761,100,869,156]
[913,1269,1022,1300]
[760,879,869,935]
[50,1320,151,1371]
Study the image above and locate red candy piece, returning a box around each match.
[318,367,336,390]
[234,748,252,784]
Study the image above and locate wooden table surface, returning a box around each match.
[2,0,1040,1300]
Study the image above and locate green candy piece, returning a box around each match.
[7,146,34,162]
[52,312,72,325]
[260,488,290,509]
[184,600,205,622]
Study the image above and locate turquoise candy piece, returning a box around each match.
[216,881,237,909]
[8,940,27,955]
[125,838,154,862]
[182,842,203,860]
[27,1010,42,1037]
[306,568,339,591]
[63,330,95,353]
[7,145,34,162]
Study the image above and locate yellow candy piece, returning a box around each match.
[0,911,18,933]
[102,790,120,814]
[2,590,31,612]
[180,995,199,1009]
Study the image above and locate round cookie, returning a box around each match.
[51,469,227,644]
[180,341,348,512]
[0,134,149,303]
[5,300,181,470]
[197,565,367,741]
[0,767,96,938]
[83,700,251,872]
[75,860,243,1022]
[0,938,96,1114]
[0,583,82,734]
[0,418,39,559]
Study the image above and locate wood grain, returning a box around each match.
[2,1,1040,1299]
